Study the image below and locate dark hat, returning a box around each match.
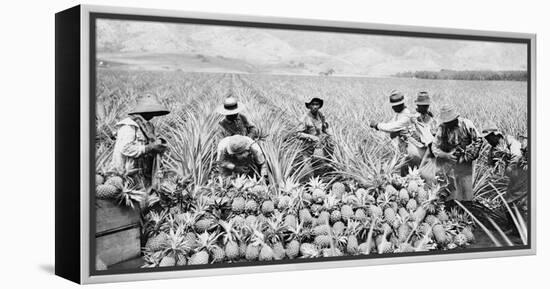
[481,121,503,138]
[217,96,243,115]
[389,90,405,106]
[414,91,431,105]
[305,97,324,109]
[128,94,170,116]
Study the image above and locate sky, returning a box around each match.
[96,19,528,76]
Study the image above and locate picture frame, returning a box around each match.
[55,4,536,284]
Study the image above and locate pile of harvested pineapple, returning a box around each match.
[97,169,476,268]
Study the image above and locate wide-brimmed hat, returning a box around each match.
[305,97,324,109]
[226,135,253,155]
[414,91,431,105]
[389,90,405,106]
[128,94,170,116]
[217,97,243,115]
[439,104,460,123]
[481,121,503,138]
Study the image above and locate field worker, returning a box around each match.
[217,95,259,139]
[432,105,483,202]
[411,91,439,182]
[369,90,415,175]
[216,135,268,179]
[296,97,333,176]
[481,122,527,204]
[110,94,170,186]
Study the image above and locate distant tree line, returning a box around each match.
[393,69,527,81]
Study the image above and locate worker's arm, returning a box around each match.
[117,125,146,158]
[376,114,411,133]
[242,115,260,139]
[431,127,456,161]
[251,143,268,177]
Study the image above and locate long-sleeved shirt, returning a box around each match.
[219,114,258,139]
[110,117,152,175]
[297,111,329,140]
[432,117,482,168]
[376,108,414,134]
[216,136,267,176]
[411,112,438,146]
[487,134,523,170]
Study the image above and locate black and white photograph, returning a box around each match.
[92,15,531,273]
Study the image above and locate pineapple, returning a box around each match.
[299,208,314,225]
[407,180,420,194]
[398,188,410,204]
[159,255,176,267]
[340,205,354,221]
[418,223,434,238]
[347,235,359,255]
[95,174,104,185]
[406,199,417,211]
[377,226,393,254]
[188,251,209,265]
[146,232,169,251]
[432,224,449,245]
[384,208,398,228]
[176,254,187,266]
[425,215,440,226]
[194,218,215,233]
[299,243,319,258]
[315,211,330,226]
[416,188,428,204]
[96,184,118,199]
[105,176,124,189]
[397,243,415,253]
[385,184,399,197]
[232,215,246,228]
[332,221,346,235]
[355,188,368,200]
[285,240,300,259]
[245,199,258,213]
[309,177,328,202]
[239,241,248,258]
[412,207,427,223]
[437,210,449,222]
[314,235,332,248]
[245,215,258,227]
[354,208,367,222]
[398,207,410,219]
[272,242,286,260]
[313,224,330,236]
[331,182,346,199]
[277,195,292,210]
[454,233,468,246]
[397,223,411,242]
[284,214,298,229]
[330,210,342,223]
[245,244,260,261]
[261,200,275,214]
[259,245,274,261]
[231,196,245,213]
[462,226,475,242]
[368,205,383,219]
[210,246,225,263]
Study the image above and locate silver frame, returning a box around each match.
[79,4,537,284]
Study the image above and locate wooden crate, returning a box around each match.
[95,199,141,267]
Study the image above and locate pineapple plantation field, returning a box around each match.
[95,69,528,270]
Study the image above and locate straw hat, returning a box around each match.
[481,121,503,138]
[217,97,243,115]
[305,97,324,109]
[439,105,460,123]
[389,90,405,106]
[226,135,253,155]
[128,94,170,116]
[414,91,431,105]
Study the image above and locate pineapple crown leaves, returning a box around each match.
[161,227,192,257]
[231,174,248,190]
[117,181,147,209]
[195,231,223,253]
[219,219,241,244]
[322,195,340,210]
[175,211,200,230]
[142,209,169,237]
[263,213,288,245]
[344,220,362,236]
[307,176,327,191]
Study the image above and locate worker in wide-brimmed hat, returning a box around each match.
[482,121,526,204]
[431,104,483,202]
[370,90,415,154]
[110,94,170,186]
[216,135,267,179]
[296,97,333,177]
[217,95,259,139]
[409,91,439,183]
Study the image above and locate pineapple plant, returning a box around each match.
[219,220,241,260]
[188,232,222,265]
[308,177,328,203]
[345,220,362,255]
[277,195,292,210]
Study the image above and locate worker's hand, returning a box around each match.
[146,142,168,154]
[441,151,457,162]
[309,135,320,142]
[221,162,235,170]
[369,120,378,130]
